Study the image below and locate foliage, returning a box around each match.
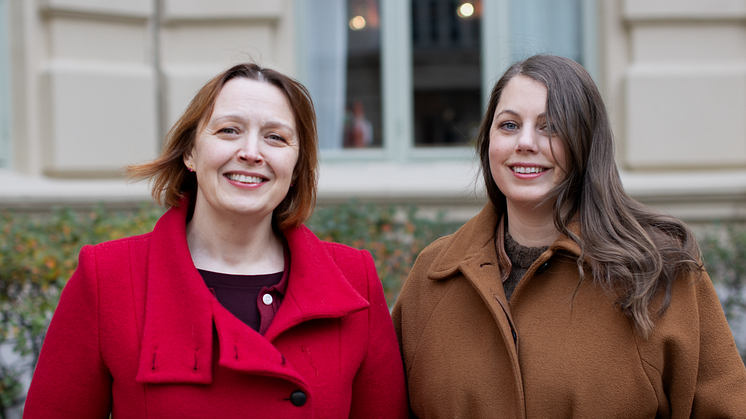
[0,205,163,415]
[306,200,463,305]
[699,223,746,362]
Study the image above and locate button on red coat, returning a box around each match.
[290,390,307,407]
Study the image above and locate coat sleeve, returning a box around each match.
[347,250,409,418]
[688,272,746,417]
[23,245,112,419]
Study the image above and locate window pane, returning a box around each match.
[509,0,582,64]
[344,0,382,148]
[303,0,381,151]
[412,0,482,147]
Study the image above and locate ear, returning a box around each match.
[183,148,194,171]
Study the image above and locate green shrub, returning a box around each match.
[306,200,463,305]
[699,223,746,362]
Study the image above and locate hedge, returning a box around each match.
[2,202,745,415]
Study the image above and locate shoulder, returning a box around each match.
[415,234,455,266]
[83,232,152,260]
[321,240,370,261]
[287,224,378,292]
[288,224,372,265]
[319,240,377,290]
[91,232,152,251]
[394,206,499,319]
[394,233,460,318]
[73,232,153,281]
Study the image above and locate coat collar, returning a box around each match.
[427,202,583,282]
[136,199,369,385]
[427,203,502,281]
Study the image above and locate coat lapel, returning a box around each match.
[426,204,516,337]
[136,202,215,384]
[264,226,369,342]
[426,204,525,391]
[136,202,369,385]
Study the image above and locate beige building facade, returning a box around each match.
[1,0,746,222]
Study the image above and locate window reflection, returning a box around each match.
[412,0,482,147]
[303,0,381,151]
[344,0,382,148]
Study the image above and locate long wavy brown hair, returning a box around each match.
[127,63,318,231]
[475,55,702,338]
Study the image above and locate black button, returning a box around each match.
[290,390,307,407]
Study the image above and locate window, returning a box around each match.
[0,0,10,169]
[412,0,482,147]
[297,0,597,160]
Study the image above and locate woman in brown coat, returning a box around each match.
[393,54,746,418]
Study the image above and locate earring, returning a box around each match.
[290,182,295,187]
[187,166,194,172]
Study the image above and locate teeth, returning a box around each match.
[512,166,546,174]
[227,173,263,184]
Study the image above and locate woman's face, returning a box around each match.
[489,75,567,216]
[184,77,299,222]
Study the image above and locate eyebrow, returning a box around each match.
[495,109,520,118]
[208,113,296,132]
[495,109,547,119]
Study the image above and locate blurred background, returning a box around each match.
[3,0,746,220]
[2,0,746,417]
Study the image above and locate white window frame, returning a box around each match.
[298,0,599,165]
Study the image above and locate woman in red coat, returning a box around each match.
[24,63,408,418]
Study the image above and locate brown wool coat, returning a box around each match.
[393,203,746,418]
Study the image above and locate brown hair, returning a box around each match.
[475,55,702,338]
[127,63,318,231]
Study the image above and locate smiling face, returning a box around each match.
[183,77,299,225]
[489,75,567,218]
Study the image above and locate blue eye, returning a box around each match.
[500,121,518,130]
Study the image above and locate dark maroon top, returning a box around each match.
[198,246,290,335]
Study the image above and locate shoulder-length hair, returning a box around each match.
[127,63,318,231]
[475,54,702,338]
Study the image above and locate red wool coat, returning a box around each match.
[23,203,408,418]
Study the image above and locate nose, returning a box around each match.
[514,125,539,153]
[237,134,264,164]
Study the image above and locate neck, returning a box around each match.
[505,202,560,247]
[186,199,284,275]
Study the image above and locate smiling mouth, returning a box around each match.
[226,173,265,184]
[511,166,547,174]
